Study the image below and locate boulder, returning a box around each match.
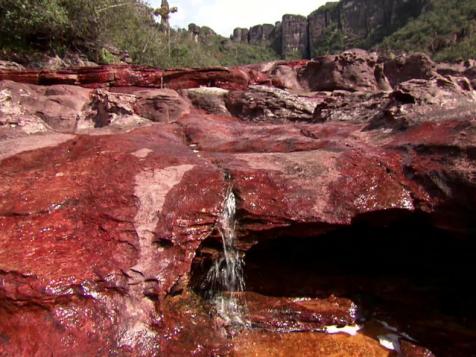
[300,49,389,92]
[225,85,317,122]
[182,87,230,115]
[383,53,438,87]
[0,80,91,133]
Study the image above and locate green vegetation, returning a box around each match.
[309,1,339,16]
[0,0,279,67]
[381,0,476,61]
[309,0,476,62]
[2,0,475,66]
[310,24,345,57]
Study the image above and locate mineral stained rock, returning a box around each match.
[1,50,475,356]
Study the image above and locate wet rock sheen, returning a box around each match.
[1,51,475,356]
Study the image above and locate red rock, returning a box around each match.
[0,124,227,355]
[400,341,436,357]
[232,331,392,357]
[0,65,250,91]
[1,52,476,356]
[0,70,40,84]
[238,292,356,332]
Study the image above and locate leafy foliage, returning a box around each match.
[0,0,279,67]
[381,0,476,61]
[308,0,476,61]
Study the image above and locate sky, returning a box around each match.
[149,0,328,37]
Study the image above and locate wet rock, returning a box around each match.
[240,292,357,332]
[400,340,436,357]
[1,52,476,356]
[232,331,392,357]
[0,124,227,356]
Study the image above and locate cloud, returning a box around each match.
[149,0,328,36]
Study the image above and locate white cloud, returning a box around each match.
[149,0,329,36]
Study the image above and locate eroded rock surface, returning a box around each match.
[0,50,475,356]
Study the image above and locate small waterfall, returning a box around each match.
[202,189,247,329]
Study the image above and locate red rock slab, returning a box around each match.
[1,65,251,91]
[232,330,393,357]
[179,113,354,153]
[162,67,249,90]
[238,292,356,332]
[181,111,475,240]
[190,124,421,239]
[0,124,227,355]
[384,118,476,233]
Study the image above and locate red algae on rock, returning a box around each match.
[1,50,476,356]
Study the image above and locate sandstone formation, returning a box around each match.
[1,50,475,356]
[281,15,309,59]
[231,0,428,59]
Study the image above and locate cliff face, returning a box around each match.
[231,0,428,59]
[281,15,309,59]
[309,0,427,56]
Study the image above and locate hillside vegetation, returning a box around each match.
[309,0,476,61]
[1,0,475,66]
[381,0,476,61]
[0,0,279,67]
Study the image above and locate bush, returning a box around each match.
[0,0,68,48]
[381,0,476,61]
[0,0,280,67]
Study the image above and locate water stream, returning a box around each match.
[202,189,248,329]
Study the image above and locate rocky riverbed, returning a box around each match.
[0,50,475,356]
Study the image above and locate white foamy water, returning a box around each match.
[203,189,248,328]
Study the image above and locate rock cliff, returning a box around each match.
[232,0,428,59]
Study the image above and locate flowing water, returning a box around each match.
[202,189,248,328]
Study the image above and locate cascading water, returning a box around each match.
[202,189,248,329]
